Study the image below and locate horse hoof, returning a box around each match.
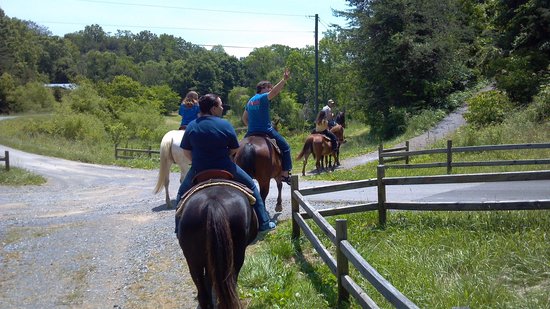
[275,204,282,212]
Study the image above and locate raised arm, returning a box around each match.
[268,68,290,101]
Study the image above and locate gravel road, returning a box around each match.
[0,105,469,308]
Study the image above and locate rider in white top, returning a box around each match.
[322,99,336,128]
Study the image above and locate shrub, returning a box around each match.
[525,83,550,123]
[493,54,545,104]
[464,90,514,127]
[51,113,107,143]
[8,82,56,113]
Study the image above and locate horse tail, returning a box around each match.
[239,143,256,176]
[296,137,313,160]
[206,202,240,309]
[153,133,174,194]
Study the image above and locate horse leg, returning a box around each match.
[164,175,172,208]
[301,152,309,176]
[186,260,210,308]
[275,179,283,212]
[258,180,269,206]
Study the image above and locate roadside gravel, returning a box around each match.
[0,149,198,308]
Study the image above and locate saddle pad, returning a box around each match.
[175,179,256,217]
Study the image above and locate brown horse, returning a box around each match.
[295,133,336,175]
[234,135,283,212]
[177,185,258,309]
[329,111,346,166]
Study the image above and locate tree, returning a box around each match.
[346,0,474,138]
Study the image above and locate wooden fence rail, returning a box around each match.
[0,150,9,171]
[114,145,160,160]
[380,141,550,174]
[290,166,550,307]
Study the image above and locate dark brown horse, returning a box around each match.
[295,133,336,175]
[234,135,283,212]
[177,185,258,309]
[329,111,346,166]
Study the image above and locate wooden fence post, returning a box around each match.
[148,146,152,158]
[4,150,9,171]
[378,143,384,165]
[377,165,387,227]
[405,140,410,165]
[336,219,349,304]
[291,174,300,240]
[447,140,453,174]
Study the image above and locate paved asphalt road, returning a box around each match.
[2,144,549,220]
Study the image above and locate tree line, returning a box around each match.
[0,0,548,140]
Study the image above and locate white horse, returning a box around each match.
[153,130,191,208]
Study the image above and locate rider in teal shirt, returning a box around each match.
[242,68,292,184]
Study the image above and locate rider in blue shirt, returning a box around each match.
[175,94,276,231]
[178,91,200,130]
[242,68,292,184]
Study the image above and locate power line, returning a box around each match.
[76,0,313,18]
[36,21,312,34]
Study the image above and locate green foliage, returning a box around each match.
[227,86,251,117]
[347,0,475,139]
[118,103,164,141]
[50,113,107,142]
[525,82,550,123]
[271,92,306,132]
[145,84,180,115]
[367,106,408,140]
[493,54,543,104]
[0,73,16,112]
[404,109,446,137]
[8,81,56,113]
[61,82,108,117]
[0,166,46,186]
[464,90,513,127]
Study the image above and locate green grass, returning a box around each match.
[240,101,550,307]
[241,211,550,308]
[0,166,46,186]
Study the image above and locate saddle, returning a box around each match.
[175,169,256,217]
[248,133,281,155]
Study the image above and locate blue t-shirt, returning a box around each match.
[245,93,273,133]
[179,104,200,126]
[180,116,239,174]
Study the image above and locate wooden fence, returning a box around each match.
[290,142,550,307]
[114,145,160,160]
[0,150,9,171]
[380,141,550,174]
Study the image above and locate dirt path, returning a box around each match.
[336,105,467,170]
[0,148,198,308]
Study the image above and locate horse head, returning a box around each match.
[335,111,346,128]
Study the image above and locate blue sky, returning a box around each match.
[1,0,352,58]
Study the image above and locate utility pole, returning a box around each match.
[314,13,319,117]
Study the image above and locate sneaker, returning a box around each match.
[259,221,276,231]
[281,175,291,185]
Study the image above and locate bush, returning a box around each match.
[8,82,56,113]
[51,113,107,143]
[525,83,550,123]
[464,90,514,127]
[493,54,545,104]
